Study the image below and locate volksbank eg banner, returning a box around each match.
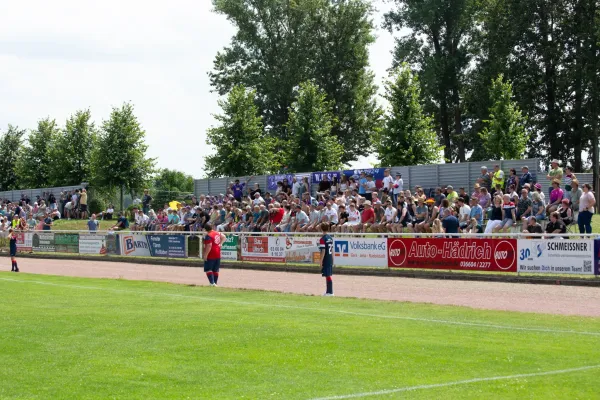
[518,240,594,275]
[333,238,387,268]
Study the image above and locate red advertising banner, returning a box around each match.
[15,232,33,252]
[387,238,517,272]
[241,236,285,263]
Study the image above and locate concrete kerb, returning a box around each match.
[4,252,600,288]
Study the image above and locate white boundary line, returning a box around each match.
[309,364,600,399]
[1,277,599,337]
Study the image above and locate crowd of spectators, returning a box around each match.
[120,162,594,238]
[0,161,595,237]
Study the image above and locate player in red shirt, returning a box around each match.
[203,223,227,286]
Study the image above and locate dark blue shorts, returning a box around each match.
[10,247,17,257]
[321,263,333,277]
[204,258,221,273]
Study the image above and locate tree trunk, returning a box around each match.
[120,186,124,212]
[453,88,465,162]
[539,4,560,161]
[440,93,452,162]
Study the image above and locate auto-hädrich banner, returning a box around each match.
[387,238,517,272]
[518,240,595,275]
[333,238,388,268]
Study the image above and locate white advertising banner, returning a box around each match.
[119,234,151,257]
[79,234,106,255]
[285,236,320,264]
[333,238,387,268]
[517,240,595,275]
[241,236,285,262]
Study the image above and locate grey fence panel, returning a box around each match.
[208,178,228,195]
[576,173,593,186]
[195,179,209,197]
[408,165,438,193]
[438,163,470,193]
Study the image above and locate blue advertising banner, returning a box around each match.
[267,174,294,190]
[311,171,342,184]
[594,238,600,275]
[311,168,388,189]
[148,235,186,258]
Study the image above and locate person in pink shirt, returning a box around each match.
[546,179,564,214]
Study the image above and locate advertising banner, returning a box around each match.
[221,235,238,261]
[518,240,594,275]
[241,235,285,262]
[15,232,32,252]
[267,174,294,190]
[106,233,120,255]
[343,168,386,189]
[285,236,320,264]
[147,235,186,258]
[32,232,55,252]
[119,234,151,257]
[311,171,342,185]
[387,238,517,272]
[79,234,107,255]
[55,233,79,253]
[333,238,388,268]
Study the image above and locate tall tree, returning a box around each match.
[205,85,275,178]
[384,0,481,162]
[0,125,25,191]
[374,65,442,166]
[153,168,195,207]
[210,0,380,163]
[285,81,343,172]
[16,118,59,188]
[479,75,529,160]
[49,109,96,186]
[92,103,155,210]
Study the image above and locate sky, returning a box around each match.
[0,1,397,178]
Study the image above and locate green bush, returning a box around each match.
[88,198,106,215]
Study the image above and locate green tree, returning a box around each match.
[0,125,25,191]
[384,0,482,163]
[285,81,343,172]
[374,65,442,166]
[153,168,194,206]
[92,103,155,210]
[479,75,529,160]
[210,0,379,163]
[16,118,59,188]
[205,85,275,178]
[48,109,96,186]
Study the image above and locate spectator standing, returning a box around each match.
[578,183,595,234]
[458,187,470,205]
[43,212,53,231]
[507,168,519,192]
[142,189,152,214]
[318,175,332,193]
[381,169,394,195]
[571,180,582,212]
[80,189,88,219]
[363,175,376,202]
[546,159,563,195]
[231,179,249,202]
[357,172,367,198]
[88,214,99,232]
[519,166,533,188]
[564,166,576,200]
[291,177,301,198]
[392,173,403,206]
[492,165,505,194]
[478,166,492,191]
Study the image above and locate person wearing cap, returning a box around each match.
[478,166,492,191]
[392,172,403,206]
[520,166,533,188]
[557,198,574,226]
[533,183,546,202]
[546,160,563,188]
[419,198,438,233]
[546,180,564,214]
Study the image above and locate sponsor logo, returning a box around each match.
[335,241,348,257]
[494,240,515,270]
[388,239,407,267]
[123,236,149,255]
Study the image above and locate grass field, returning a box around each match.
[1,273,599,399]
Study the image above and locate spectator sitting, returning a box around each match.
[50,208,61,220]
[445,186,458,204]
[458,187,470,205]
[507,184,519,203]
[133,210,149,231]
[434,187,446,207]
[43,212,53,231]
[517,189,532,220]
[523,216,543,236]
[479,187,492,209]
[546,180,564,214]
[111,212,129,231]
[26,213,36,230]
[546,211,567,237]
[533,183,545,202]
[557,199,573,226]
[441,208,459,236]
[495,194,516,233]
[531,192,546,221]
[484,195,503,234]
[88,214,99,232]
[457,197,471,230]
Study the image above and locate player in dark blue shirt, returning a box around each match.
[8,228,19,272]
[319,222,334,296]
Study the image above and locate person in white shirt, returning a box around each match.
[364,175,376,202]
[324,202,339,225]
[133,210,149,231]
[341,203,361,233]
[457,197,471,230]
[380,201,397,233]
[291,177,301,198]
[382,169,394,193]
[293,205,310,231]
[392,172,404,206]
[252,192,264,206]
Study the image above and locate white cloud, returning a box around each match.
[0,0,397,178]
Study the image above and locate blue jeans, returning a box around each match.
[578,211,593,234]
